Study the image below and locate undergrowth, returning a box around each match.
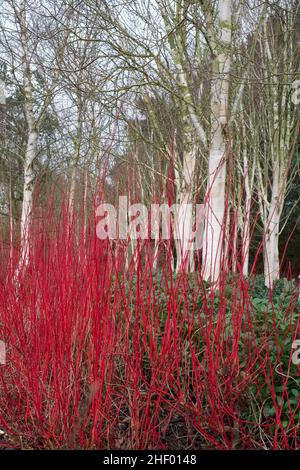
[0,202,299,450]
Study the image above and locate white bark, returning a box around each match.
[263,160,281,288]
[174,148,196,273]
[20,130,37,267]
[174,192,194,273]
[242,185,251,278]
[264,220,280,289]
[240,139,255,278]
[202,0,232,284]
[19,0,38,270]
[256,6,299,288]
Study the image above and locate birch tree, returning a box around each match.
[0,0,70,269]
[250,2,300,287]
[17,0,39,268]
[202,0,232,283]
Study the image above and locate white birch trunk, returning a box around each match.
[264,222,280,289]
[19,1,38,270]
[241,144,254,278]
[202,0,232,284]
[257,12,295,288]
[20,130,37,267]
[264,160,280,288]
[242,195,251,278]
[174,148,196,273]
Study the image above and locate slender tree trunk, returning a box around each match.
[174,147,195,273]
[264,160,280,288]
[232,214,238,273]
[19,0,38,270]
[202,0,232,284]
[20,130,37,267]
[68,135,81,219]
[264,222,280,288]
[241,145,253,278]
[242,197,251,278]
[83,167,88,246]
[9,173,14,267]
